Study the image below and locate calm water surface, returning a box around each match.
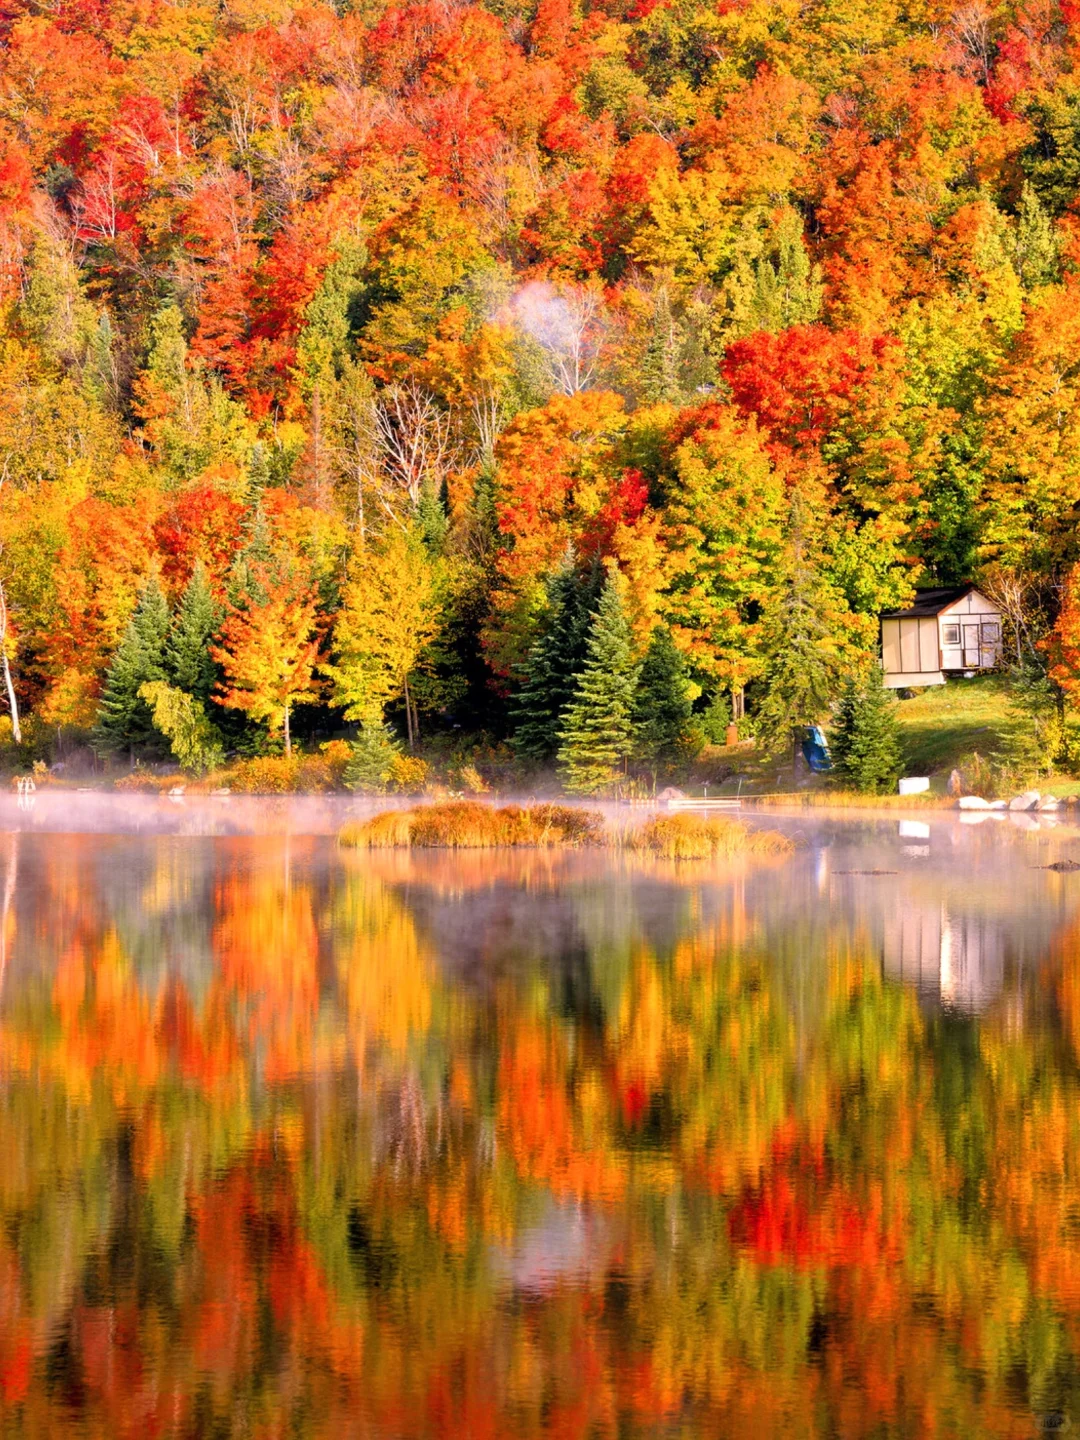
[1,802,1080,1437]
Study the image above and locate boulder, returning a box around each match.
[657,786,686,802]
[1037,795,1060,811]
[1009,790,1040,811]
[958,796,991,809]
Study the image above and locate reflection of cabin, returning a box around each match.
[882,902,1004,1012]
[880,585,1003,689]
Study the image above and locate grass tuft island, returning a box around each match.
[339,802,793,859]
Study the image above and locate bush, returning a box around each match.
[454,763,489,795]
[388,752,429,794]
[228,755,302,793]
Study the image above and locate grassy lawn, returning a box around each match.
[895,676,1016,778]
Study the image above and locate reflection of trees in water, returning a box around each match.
[5,837,1080,1430]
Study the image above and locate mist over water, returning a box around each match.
[1,807,1079,1435]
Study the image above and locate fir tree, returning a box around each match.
[633,624,695,770]
[754,496,847,757]
[93,577,170,755]
[557,567,640,794]
[511,561,595,765]
[344,720,401,793]
[829,668,903,793]
[167,561,221,704]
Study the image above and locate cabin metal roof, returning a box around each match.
[880,585,982,620]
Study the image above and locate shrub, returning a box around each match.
[389,752,429,794]
[455,763,489,795]
[228,755,302,793]
[139,681,224,775]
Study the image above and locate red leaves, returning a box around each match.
[723,325,901,451]
[152,485,245,591]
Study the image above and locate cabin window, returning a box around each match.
[981,622,1000,642]
[942,623,961,646]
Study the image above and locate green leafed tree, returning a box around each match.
[93,577,171,755]
[829,668,903,794]
[139,681,225,775]
[511,560,596,765]
[632,624,696,771]
[167,561,221,705]
[557,566,640,794]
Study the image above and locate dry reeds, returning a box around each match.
[630,812,793,860]
[751,790,951,810]
[339,802,791,861]
[339,800,606,850]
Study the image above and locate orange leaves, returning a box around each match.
[498,1019,627,1201]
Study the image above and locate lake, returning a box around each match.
[0,799,1078,1438]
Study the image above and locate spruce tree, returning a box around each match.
[344,720,401,793]
[167,561,221,704]
[557,568,640,795]
[511,562,595,765]
[93,577,170,755]
[632,624,694,770]
[829,668,903,794]
[754,496,847,757]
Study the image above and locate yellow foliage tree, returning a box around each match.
[324,526,441,748]
[212,585,323,755]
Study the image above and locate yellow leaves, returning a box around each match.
[628,164,736,289]
[326,524,441,722]
[336,881,433,1055]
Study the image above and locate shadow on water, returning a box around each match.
[1,809,1080,1434]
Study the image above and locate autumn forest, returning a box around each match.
[3,0,1080,779]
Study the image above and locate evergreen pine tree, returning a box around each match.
[511,561,595,764]
[557,567,640,794]
[344,720,401,793]
[632,624,695,770]
[829,668,903,793]
[167,561,221,704]
[754,495,847,757]
[93,577,170,755]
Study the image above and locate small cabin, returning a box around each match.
[880,585,1003,689]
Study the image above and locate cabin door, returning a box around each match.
[962,622,982,667]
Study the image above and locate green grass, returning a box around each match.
[894,676,1015,778]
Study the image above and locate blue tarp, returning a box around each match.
[802,725,832,773]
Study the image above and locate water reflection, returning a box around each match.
[0,820,1079,1435]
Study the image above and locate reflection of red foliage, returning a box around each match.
[728,1140,899,1271]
